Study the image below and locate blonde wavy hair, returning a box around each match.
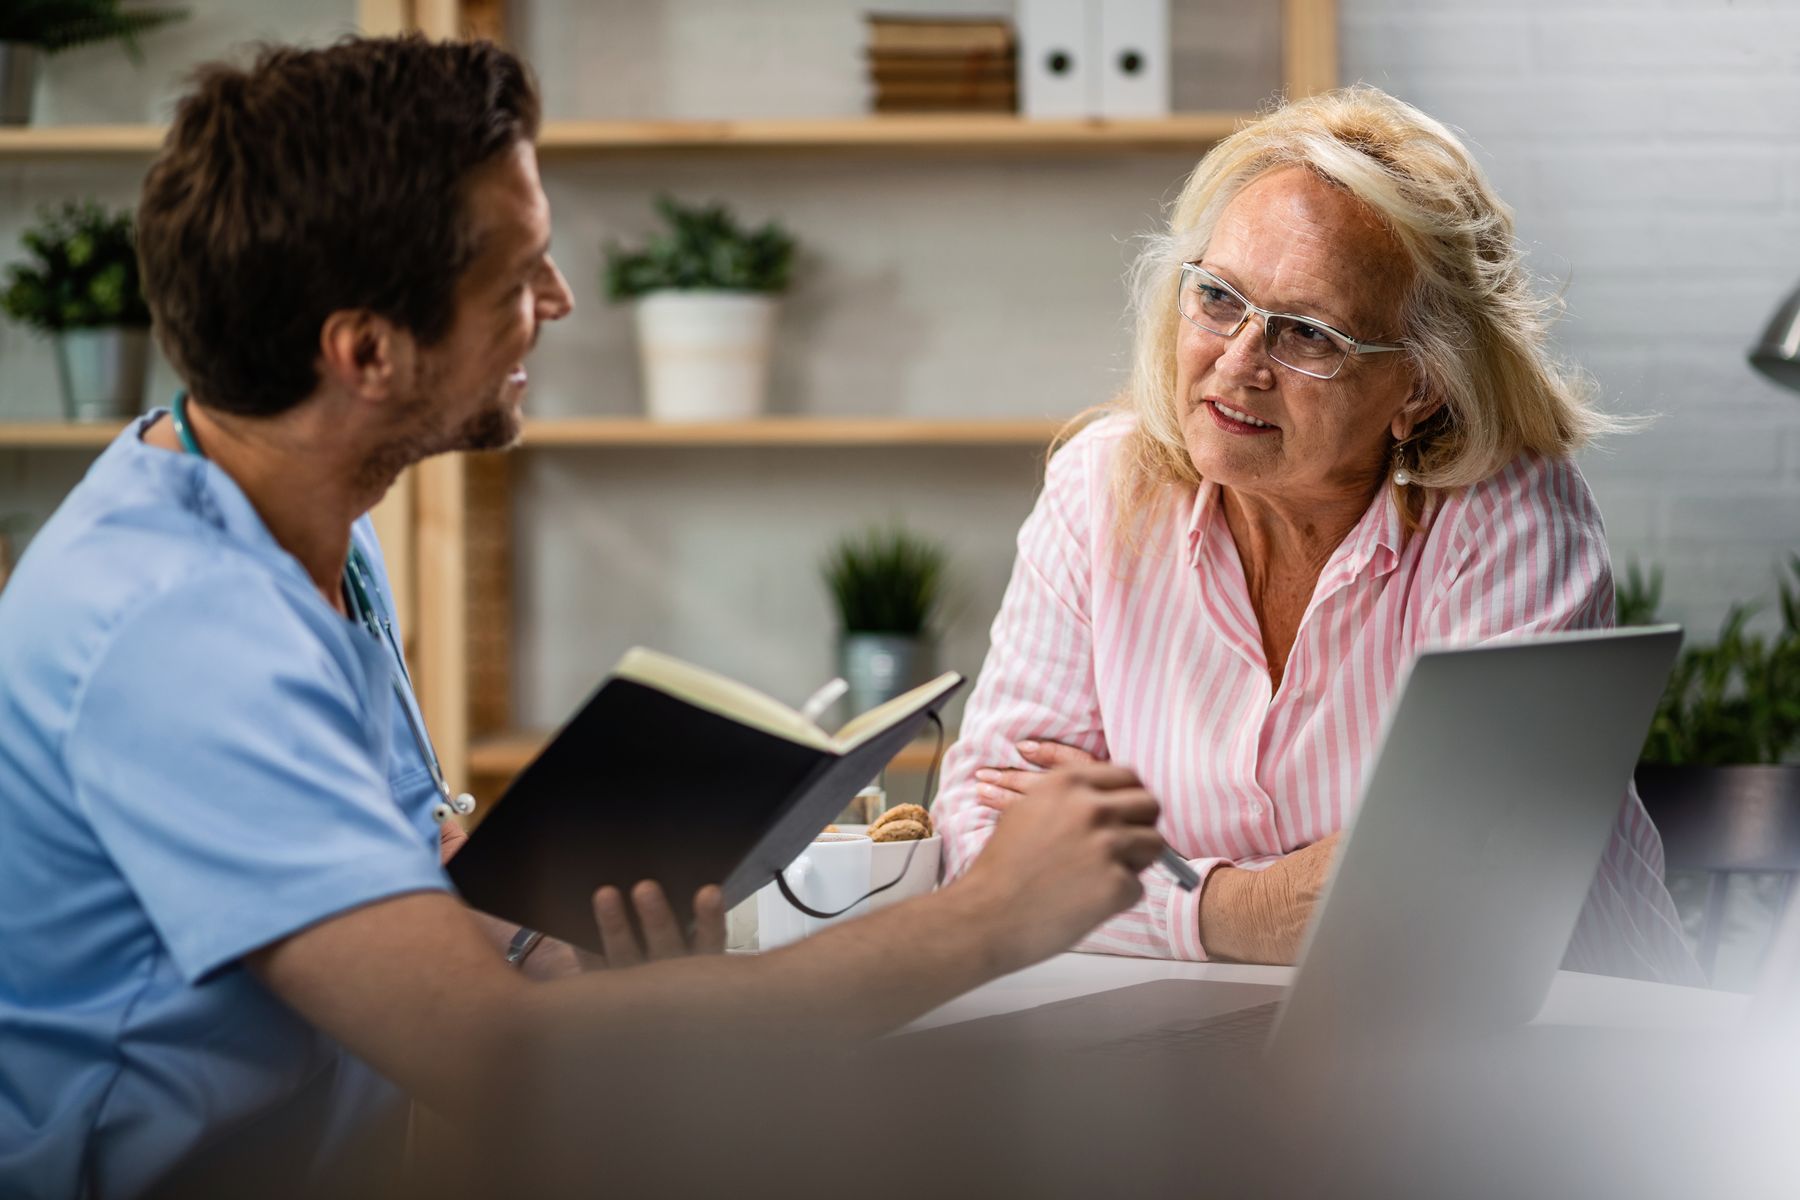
[1086,84,1614,538]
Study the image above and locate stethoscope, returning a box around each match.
[168,391,477,827]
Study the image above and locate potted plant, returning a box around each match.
[0,0,187,125]
[1618,560,1800,767]
[2,201,154,422]
[822,524,949,717]
[603,194,797,422]
[1617,560,1800,982]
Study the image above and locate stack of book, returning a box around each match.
[864,13,1018,114]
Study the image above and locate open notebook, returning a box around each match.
[448,647,964,952]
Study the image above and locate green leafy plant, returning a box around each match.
[1618,557,1800,765]
[603,195,797,299]
[1,202,151,332]
[822,525,949,636]
[0,0,187,57]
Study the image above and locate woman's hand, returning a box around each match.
[589,881,727,969]
[974,740,1101,810]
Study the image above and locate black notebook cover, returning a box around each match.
[447,672,964,954]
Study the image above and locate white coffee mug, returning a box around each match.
[755,830,941,950]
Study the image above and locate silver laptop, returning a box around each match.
[920,625,1685,1059]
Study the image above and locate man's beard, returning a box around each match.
[354,377,523,495]
[454,385,524,453]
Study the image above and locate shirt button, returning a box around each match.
[1248,801,1265,818]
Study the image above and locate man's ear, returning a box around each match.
[318,310,411,400]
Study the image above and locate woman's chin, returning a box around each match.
[1184,428,1272,487]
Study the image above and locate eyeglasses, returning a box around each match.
[1177,263,1406,380]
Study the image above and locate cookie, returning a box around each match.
[869,803,932,837]
[869,818,929,843]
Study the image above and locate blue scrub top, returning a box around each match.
[0,412,453,1198]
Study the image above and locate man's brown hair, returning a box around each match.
[137,35,541,417]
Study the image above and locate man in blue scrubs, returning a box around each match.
[0,37,1170,1198]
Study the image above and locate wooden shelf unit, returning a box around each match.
[414,0,1341,797]
[0,0,1341,800]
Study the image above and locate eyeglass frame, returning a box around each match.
[1176,262,1408,380]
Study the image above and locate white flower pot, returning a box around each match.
[633,290,777,422]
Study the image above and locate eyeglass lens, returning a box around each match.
[1179,268,1349,377]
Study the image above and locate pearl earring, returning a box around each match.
[1391,444,1413,487]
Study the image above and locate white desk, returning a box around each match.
[908,949,1750,1033]
[888,953,1793,1200]
[500,952,1790,1199]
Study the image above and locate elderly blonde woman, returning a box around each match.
[932,86,1699,983]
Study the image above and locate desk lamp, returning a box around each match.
[1749,281,1800,392]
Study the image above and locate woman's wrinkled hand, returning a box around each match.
[974,739,1101,810]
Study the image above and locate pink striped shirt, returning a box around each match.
[935,415,1701,984]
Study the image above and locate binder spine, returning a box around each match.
[1018,0,1098,119]
[1097,0,1171,118]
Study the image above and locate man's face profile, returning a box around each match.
[409,138,572,458]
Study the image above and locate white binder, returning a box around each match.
[1018,0,1098,119]
[1097,0,1170,117]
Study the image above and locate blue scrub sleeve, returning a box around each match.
[64,567,451,983]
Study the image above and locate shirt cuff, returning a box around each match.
[1163,856,1229,961]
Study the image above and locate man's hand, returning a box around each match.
[956,763,1165,970]
[437,815,469,864]
[1198,832,1341,964]
[590,881,726,968]
[973,739,1100,809]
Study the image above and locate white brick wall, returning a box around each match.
[1345,0,1800,638]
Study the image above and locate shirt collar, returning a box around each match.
[1184,479,1221,568]
[124,409,317,588]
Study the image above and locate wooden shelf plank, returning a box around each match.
[0,421,127,448]
[0,114,1241,158]
[0,114,1244,160]
[470,730,949,777]
[0,125,166,156]
[519,417,1066,447]
[539,113,1246,153]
